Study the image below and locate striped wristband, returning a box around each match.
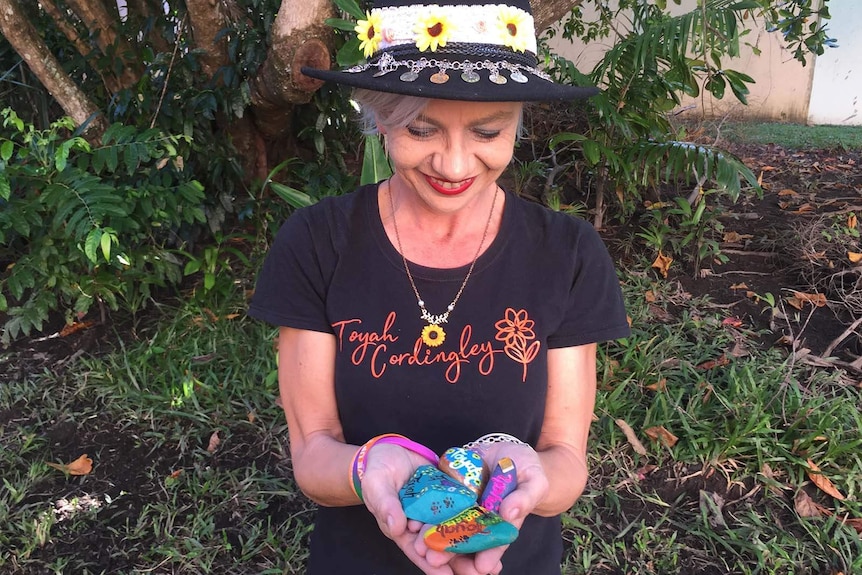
[350,434,439,502]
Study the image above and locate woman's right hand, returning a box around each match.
[359,443,460,575]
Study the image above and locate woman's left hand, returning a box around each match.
[421,442,550,575]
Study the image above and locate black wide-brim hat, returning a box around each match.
[301,0,599,102]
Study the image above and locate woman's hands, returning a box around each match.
[361,443,458,575]
[360,440,550,575]
[445,441,549,575]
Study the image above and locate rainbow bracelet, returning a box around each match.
[350,434,439,502]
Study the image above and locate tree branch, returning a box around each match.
[39,0,92,60]
[64,0,141,90]
[531,0,584,34]
[186,0,230,80]
[0,0,107,138]
[249,0,334,138]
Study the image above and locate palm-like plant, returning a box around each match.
[545,0,833,232]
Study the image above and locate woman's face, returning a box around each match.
[383,99,522,212]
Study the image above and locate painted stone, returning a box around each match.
[478,457,517,513]
[423,505,519,553]
[399,465,477,524]
[438,447,487,495]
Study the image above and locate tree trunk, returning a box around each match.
[125,0,171,54]
[0,0,107,138]
[186,0,230,80]
[249,0,334,140]
[531,0,583,33]
[64,0,141,90]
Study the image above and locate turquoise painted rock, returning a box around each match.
[399,465,477,524]
[423,505,519,553]
[438,447,487,495]
[478,457,517,513]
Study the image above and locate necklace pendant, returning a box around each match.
[421,324,446,347]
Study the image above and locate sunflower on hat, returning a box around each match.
[356,10,384,58]
[414,9,456,52]
[496,5,529,53]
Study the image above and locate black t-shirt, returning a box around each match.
[249,183,630,574]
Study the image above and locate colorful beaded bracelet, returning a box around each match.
[350,434,439,502]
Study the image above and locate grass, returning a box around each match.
[714,122,862,151]
[0,290,315,574]
[1,260,861,574]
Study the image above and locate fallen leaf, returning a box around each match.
[207,431,221,453]
[785,296,804,311]
[698,381,714,403]
[806,250,827,262]
[793,203,815,214]
[723,231,754,243]
[844,517,862,534]
[644,290,657,303]
[645,201,671,209]
[761,165,777,172]
[626,315,632,327]
[697,354,730,370]
[635,464,657,480]
[247,411,256,424]
[848,252,862,264]
[729,283,749,291]
[615,419,648,456]
[224,313,240,320]
[47,454,93,476]
[778,188,800,197]
[722,317,743,328]
[794,490,830,518]
[700,490,728,528]
[645,378,667,392]
[651,252,673,278]
[648,303,674,323]
[760,462,789,495]
[59,320,96,337]
[644,426,678,448]
[729,340,750,358]
[848,214,858,229]
[787,291,827,308]
[806,459,846,500]
[169,469,183,479]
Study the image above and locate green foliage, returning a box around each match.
[0,109,205,343]
[540,0,836,264]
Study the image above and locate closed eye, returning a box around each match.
[474,129,501,141]
[406,126,435,138]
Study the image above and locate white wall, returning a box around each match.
[546,0,855,125]
[808,0,861,125]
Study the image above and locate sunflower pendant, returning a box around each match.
[421,324,446,347]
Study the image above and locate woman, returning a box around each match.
[249,0,630,573]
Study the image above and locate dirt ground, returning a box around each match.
[2,139,861,573]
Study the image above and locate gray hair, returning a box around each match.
[352,89,429,134]
[352,88,525,137]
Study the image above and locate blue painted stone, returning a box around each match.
[399,465,477,524]
[424,505,519,553]
[438,447,487,495]
[478,457,517,513]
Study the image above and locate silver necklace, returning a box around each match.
[388,182,498,347]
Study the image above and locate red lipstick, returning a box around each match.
[425,175,475,196]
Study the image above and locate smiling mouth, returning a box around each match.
[425,175,476,195]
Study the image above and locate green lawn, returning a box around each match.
[2,261,860,574]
